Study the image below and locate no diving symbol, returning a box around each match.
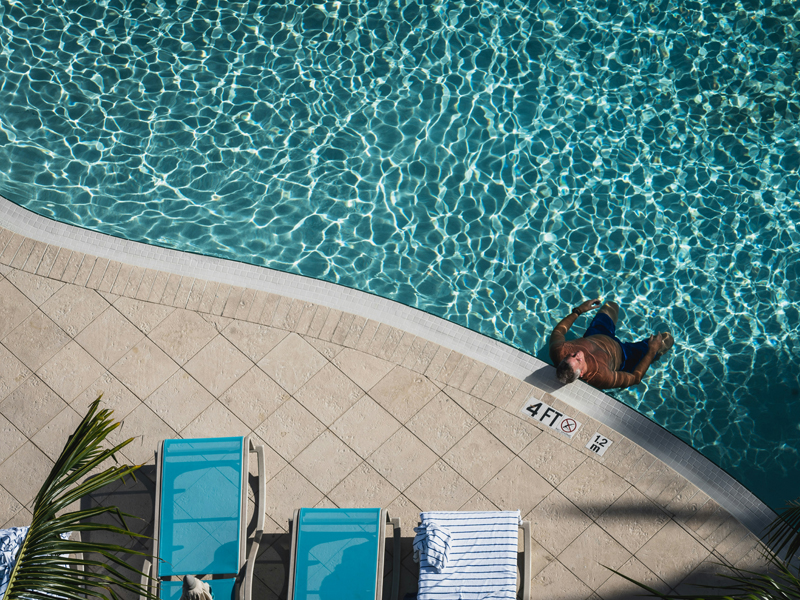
[521,399,582,439]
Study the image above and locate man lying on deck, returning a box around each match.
[549,298,673,390]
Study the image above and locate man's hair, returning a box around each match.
[556,359,580,384]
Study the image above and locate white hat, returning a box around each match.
[180,575,213,600]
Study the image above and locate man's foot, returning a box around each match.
[655,332,674,360]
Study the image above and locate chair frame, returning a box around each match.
[140,436,266,600]
[520,520,531,600]
[286,508,401,600]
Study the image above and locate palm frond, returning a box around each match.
[609,486,800,600]
[609,554,800,600]
[4,398,157,600]
[765,499,800,565]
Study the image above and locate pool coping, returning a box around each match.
[0,193,777,539]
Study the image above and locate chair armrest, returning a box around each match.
[243,531,263,600]
[286,509,301,600]
[70,531,84,572]
[520,521,531,600]
[390,518,401,600]
[242,441,267,600]
[251,441,266,534]
[140,559,152,600]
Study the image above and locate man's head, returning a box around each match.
[556,351,586,384]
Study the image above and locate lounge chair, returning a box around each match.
[287,508,401,600]
[141,436,266,600]
[412,511,531,600]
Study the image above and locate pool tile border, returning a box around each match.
[0,194,776,537]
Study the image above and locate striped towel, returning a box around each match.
[413,521,452,573]
[1,527,29,598]
[416,511,521,600]
[1,527,74,598]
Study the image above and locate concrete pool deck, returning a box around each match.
[0,197,778,599]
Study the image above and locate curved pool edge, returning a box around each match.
[0,193,777,540]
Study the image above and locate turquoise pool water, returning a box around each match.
[0,0,798,510]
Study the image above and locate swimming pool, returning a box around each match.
[0,0,798,510]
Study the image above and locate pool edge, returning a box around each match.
[0,193,778,540]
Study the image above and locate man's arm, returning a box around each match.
[548,299,601,363]
[549,311,579,349]
[588,335,661,389]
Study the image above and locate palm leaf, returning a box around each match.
[609,549,800,600]
[3,398,157,600]
[765,499,800,565]
[608,485,800,600]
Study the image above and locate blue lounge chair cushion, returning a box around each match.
[159,438,244,576]
[292,508,382,600]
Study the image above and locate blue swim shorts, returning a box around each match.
[583,312,649,374]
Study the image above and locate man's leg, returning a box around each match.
[583,300,619,340]
[598,301,620,325]
[621,332,674,371]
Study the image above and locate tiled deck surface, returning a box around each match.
[0,224,771,600]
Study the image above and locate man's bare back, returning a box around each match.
[549,299,673,390]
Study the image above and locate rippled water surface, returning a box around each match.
[1,0,799,509]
